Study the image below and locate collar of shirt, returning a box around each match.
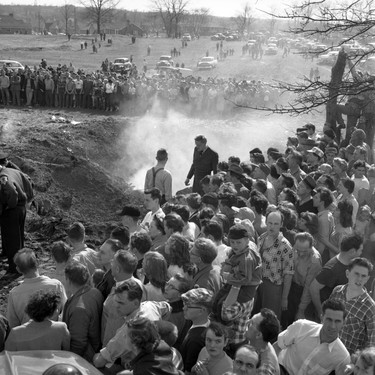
[313,327,339,353]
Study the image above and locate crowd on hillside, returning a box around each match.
[0,59,284,116]
[1,114,375,375]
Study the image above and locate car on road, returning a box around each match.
[264,43,278,55]
[156,55,174,69]
[112,57,131,72]
[197,56,218,70]
[182,33,191,41]
[247,39,257,47]
[0,60,24,71]
[317,50,339,65]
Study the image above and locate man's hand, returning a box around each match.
[184,178,190,186]
[93,353,107,368]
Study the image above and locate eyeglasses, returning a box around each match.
[234,359,256,370]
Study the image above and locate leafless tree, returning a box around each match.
[152,0,189,38]
[233,2,253,36]
[187,7,209,36]
[244,0,375,146]
[80,0,120,35]
[60,2,74,35]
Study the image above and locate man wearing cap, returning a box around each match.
[180,288,213,374]
[185,135,218,195]
[306,146,324,173]
[296,175,318,215]
[0,165,33,274]
[226,164,250,199]
[118,205,143,235]
[144,148,172,203]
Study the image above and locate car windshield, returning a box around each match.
[114,59,127,64]
[160,56,171,61]
[201,57,213,62]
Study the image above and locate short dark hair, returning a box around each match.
[168,233,191,266]
[199,207,215,227]
[155,320,178,347]
[164,213,185,233]
[51,241,71,263]
[25,290,61,322]
[218,193,237,208]
[322,298,346,317]
[173,204,190,223]
[67,222,85,242]
[195,135,207,144]
[281,173,296,189]
[280,188,297,206]
[202,220,223,242]
[114,250,138,274]
[250,191,268,215]
[341,233,363,253]
[156,148,168,161]
[14,248,38,274]
[342,178,355,194]
[110,226,130,247]
[115,279,143,302]
[254,179,267,194]
[205,321,228,339]
[186,193,202,210]
[200,175,211,186]
[320,174,336,191]
[104,238,124,253]
[145,188,162,203]
[348,257,373,273]
[65,261,90,286]
[353,160,366,170]
[194,238,217,264]
[143,251,168,289]
[130,232,152,254]
[228,156,241,165]
[316,187,334,208]
[294,232,314,247]
[126,316,160,353]
[258,308,280,343]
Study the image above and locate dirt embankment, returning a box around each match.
[0,108,143,312]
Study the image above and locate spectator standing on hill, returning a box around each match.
[185,135,219,195]
[144,148,172,203]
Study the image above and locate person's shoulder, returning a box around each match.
[322,255,341,269]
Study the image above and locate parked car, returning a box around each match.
[317,50,339,65]
[247,39,257,47]
[156,55,174,69]
[0,60,24,71]
[112,57,131,72]
[0,350,102,375]
[197,56,218,70]
[182,33,191,41]
[264,43,278,55]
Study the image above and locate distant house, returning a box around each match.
[0,13,32,34]
[119,20,144,37]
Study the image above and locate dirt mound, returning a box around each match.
[0,108,146,313]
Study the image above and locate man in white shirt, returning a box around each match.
[144,148,172,203]
[6,248,67,328]
[274,298,350,375]
[141,187,165,230]
[351,160,369,199]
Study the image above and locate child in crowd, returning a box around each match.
[212,224,262,323]
[354,205,371,239]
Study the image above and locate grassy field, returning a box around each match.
[0,34,332,82]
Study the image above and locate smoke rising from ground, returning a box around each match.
[113,101,324,195]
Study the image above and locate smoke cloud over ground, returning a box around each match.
[113,102,324,194]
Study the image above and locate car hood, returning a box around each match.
[0,350,102,375]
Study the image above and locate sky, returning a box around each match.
[0,0,290,18]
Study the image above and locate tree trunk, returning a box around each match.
[325,49,347,143]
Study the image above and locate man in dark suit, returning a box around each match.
[185,135,218,195]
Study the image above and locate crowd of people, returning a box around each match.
[0,59,285,116]
[1,116,375,375]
